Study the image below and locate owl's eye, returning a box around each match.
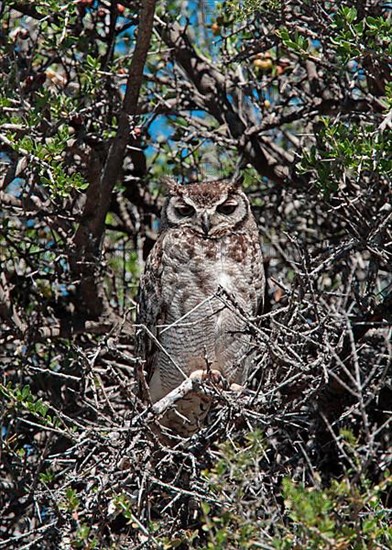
[217,202,238,215]
[175,204,195,217]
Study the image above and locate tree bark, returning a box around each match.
[70,0,157,321]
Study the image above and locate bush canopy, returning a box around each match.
[0,1,391,548]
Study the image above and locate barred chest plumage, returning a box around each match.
[160,229,262,315]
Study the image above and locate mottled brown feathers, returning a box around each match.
[136,179,265,436]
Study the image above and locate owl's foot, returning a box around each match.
[229,382,244,392]
[189,368,228,389]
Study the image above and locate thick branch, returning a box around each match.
[71,0,157,320]
[91,0,157,245]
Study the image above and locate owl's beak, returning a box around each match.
[201,213,210,236]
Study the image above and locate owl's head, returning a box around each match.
[161,179,253,238]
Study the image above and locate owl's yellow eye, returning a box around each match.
[175,204,195,217]
[217,202,237,215]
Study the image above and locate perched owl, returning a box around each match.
[136,178,265,436]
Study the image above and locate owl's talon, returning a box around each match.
[189,368,228,389]
[229,383,244,392]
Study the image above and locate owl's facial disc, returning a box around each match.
[165,190,249,238]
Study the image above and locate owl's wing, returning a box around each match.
[255,242,266,316]
[135,235,165,394]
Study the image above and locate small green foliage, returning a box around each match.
[299,117,391,196]
[64,487,80,512]
[198,429,392,550]
[201,505,260,549]
[73,524,99,549]
[204,429,265,488]
[281,478,335,546]
[226,0,281,20]
[85,54,101,71]
[277,27,309,54]
[112,493,135,521]
[199,431,266,548]
[0,383,60,428]
[331,7,391,63]
[59,487,99,549]
[39,468,55,484]
[277,472,392,549]
[5,124,88,197]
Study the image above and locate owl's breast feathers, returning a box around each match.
[161,229,263,309]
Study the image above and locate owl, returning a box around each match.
[136,178,265,436]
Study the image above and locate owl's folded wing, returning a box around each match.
[135,236,165,393]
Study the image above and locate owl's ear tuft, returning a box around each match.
[228,174,244,192]
[161,177,183,195]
